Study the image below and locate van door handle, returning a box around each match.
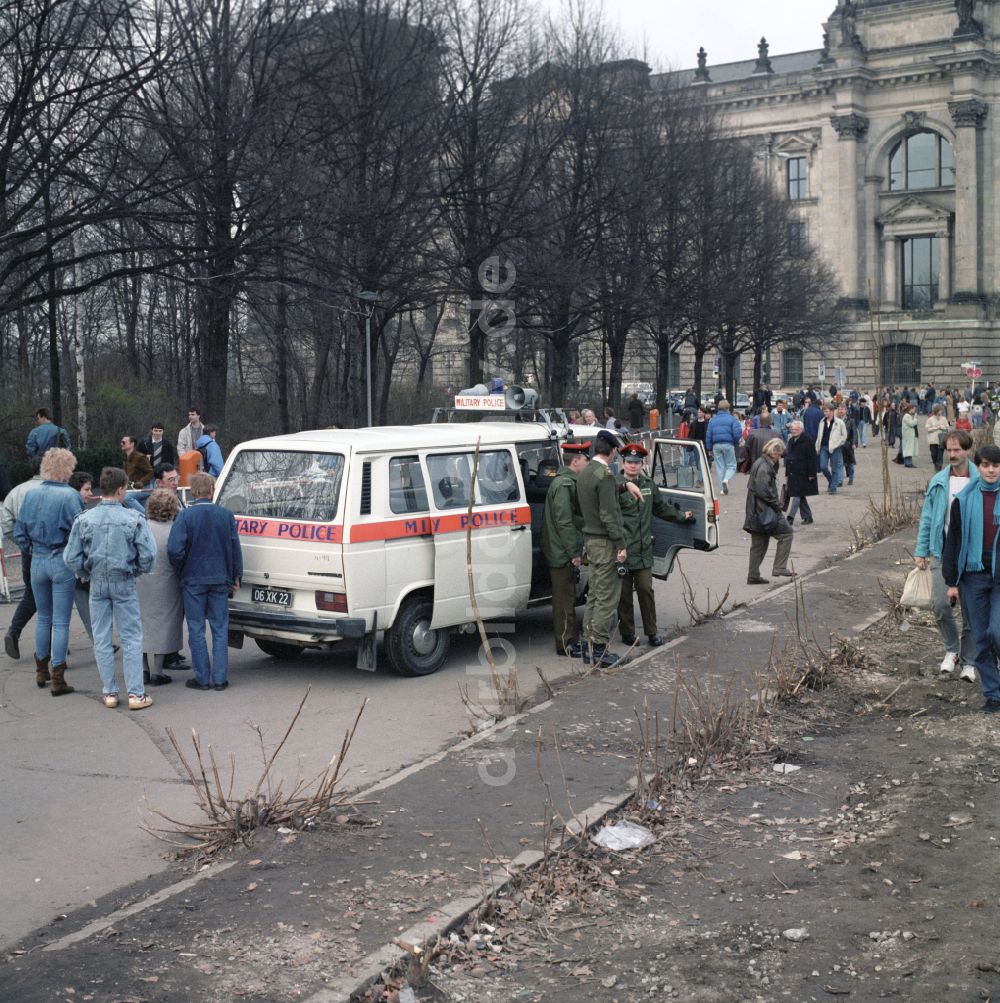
[512,525,528,532]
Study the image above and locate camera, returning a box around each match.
[571,565,581,584]
[615,563,629,579]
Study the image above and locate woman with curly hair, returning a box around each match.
[136,489,185,686]
[12,447,83,694]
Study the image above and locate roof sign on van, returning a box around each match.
[454,394,506,410]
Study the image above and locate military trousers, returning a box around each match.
[618,566,657,638]
[549,564,579,654]
[583,537,622,647]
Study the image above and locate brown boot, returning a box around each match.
[50,663,74,697]
[34,655,51,689]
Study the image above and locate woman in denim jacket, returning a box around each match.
[12,448,84,694]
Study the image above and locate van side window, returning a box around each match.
[388,456,429,514]
[428,453,472,509]
[477,449,520,504]
[427,450,521,509]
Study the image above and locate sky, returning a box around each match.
[543,1,836,71]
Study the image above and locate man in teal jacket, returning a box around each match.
[914,429,978,680]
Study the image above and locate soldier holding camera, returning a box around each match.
[616,443,694,647]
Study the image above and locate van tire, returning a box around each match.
[385,595,450,676]
[255,638,305,659]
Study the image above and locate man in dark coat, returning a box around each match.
[784,420,819,526]
[744,438,794,585]
[541,442,590,657]
[139,422,179,470]
[746,414,783,465]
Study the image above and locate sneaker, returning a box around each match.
[939,652,959,675]
[102,693,119,709]
[722,481,729,495]
[960,664,977,683]
[128,693,153,711]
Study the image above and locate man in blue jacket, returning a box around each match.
[25,408,70,459]
[195,426,225,478]
[802,397,823,442]
[168,472,242,690]
[914,429,978,680]
[705,400,743,495]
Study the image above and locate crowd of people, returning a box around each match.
[1,408,242,709]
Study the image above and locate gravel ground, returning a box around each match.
[370,608,1000,1003]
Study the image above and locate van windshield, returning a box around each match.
[217,450,345,522]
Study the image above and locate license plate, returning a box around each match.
[252,586,292,607]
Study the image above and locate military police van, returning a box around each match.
[214,419,718,676]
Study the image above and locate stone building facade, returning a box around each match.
[657,0,1000,393]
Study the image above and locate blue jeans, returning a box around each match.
[31,551,75,664]
[818,446,844,490]
[90,574,144,697]
[184,584,230,685]
[958,571,1000,701]
[858,422,869,446]
[712,443,737,487]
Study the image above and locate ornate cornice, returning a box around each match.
[831,113,870,140]
[948,98,988,128]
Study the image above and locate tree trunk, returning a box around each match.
[274,279,290,434]
[692,345,705,399]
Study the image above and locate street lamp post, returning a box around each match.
[359,290,378,427]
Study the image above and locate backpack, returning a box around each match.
[56,427,70,449]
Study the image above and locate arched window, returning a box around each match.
[781,348,803,387]
[880,343,921,386]
[889,131,955,191]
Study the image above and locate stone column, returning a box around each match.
[938,230,951,303]
[882,236,898,308]
[948,98,988,301]
[830,113,869,305]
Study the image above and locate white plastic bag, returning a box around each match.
[591,820,656,851]
[900,567,933,609]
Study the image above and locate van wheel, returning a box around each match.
[255,638,304,659]
[385,595,450,677]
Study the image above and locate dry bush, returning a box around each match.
[144,690,367,857]
[678,561,732,625]
[669,663,766,770]
[850,488,923,552]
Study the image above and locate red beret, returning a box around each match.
[620,443,648,458]
[562,441,591,453]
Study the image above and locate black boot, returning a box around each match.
[586,644,627,668]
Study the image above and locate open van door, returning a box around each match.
[425,447,533,628]
[649,438,719,580]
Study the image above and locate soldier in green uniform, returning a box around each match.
[541,441,591,657]
[616,443,694,647]
[576,431,634,667]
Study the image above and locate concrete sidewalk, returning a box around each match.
[0,521,918,1002]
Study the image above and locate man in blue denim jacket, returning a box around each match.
[914,429,979,680]
[167,472,242,690]
[64,467,157,710]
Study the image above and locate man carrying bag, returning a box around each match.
[744,438,794,585]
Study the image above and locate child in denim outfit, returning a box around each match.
[64,467,157,709]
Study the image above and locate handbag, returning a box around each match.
[753,503,780,534]
[737,445,752,474]
[900,567,933,609]
[779,484,789,512]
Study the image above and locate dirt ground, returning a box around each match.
[376,611,1000,1003]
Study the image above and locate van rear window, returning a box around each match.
[217,450,345,522]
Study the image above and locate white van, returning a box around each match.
[215,423,718,676]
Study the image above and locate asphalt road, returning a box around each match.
[0,437,929,949]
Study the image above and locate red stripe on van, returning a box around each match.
[235,516,343,544]
[350,505,532,543]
